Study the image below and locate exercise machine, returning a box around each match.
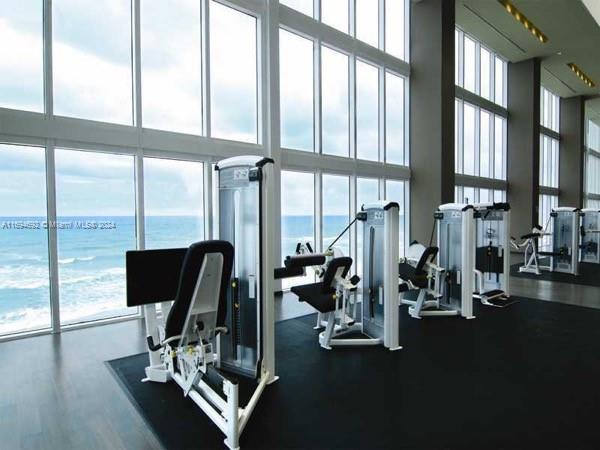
[580,208,600,263]
[126,156,276,450]
[398,241,447,319]
[473,202,512,306]
[510,225,548,275]
[421,203,475,318]
[401,203,475,319]
[283,201,401,351]
[548,207,580,275]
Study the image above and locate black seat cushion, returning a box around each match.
[291,283,336,313]
[398,262,428,288]
[164,240,234,344]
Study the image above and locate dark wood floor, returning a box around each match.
[0,277,598,450]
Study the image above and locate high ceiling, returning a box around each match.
[456,0,600,101]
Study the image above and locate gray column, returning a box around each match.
[409,0,455,244]
[559,96,585,208]
[507,59,540,236]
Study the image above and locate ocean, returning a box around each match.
[0,215,403,336]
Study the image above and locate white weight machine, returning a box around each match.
[283,201,401,351]
[580,208,600,264]
[510,225,549,275]
[403,203,476,319]
[126,156,277,450]
[473,202,513,306]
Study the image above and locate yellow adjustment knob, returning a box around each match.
[232,281,237,287]
[235,303,240,309]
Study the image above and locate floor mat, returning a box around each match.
[108,299,600,449]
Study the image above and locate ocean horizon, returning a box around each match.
[0,214,404,336]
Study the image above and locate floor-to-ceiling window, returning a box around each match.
[538,86,561,247]
[143,158,205,249]
[0,0,410,336]
[280,170,315,289]
[0,145,50,336]
[454,29,507,204]
[55,149,137,326]
[0,1,44,112]
[278,0,411,284]
[585,119,600,209]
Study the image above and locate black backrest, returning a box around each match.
[415,246,439,274]
[164,240,234,341]
[321,257,352,293]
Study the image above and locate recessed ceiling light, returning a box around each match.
[567,63,595,88]
[498,0,549,43]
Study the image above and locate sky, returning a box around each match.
[0,0,408,217]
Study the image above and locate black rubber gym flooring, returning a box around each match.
[108,298,600,449]
[511,261,600,287]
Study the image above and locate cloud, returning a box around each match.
[322,46,349,156]
[0,18,44,111]
[280,29,314,151]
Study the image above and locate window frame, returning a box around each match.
[0,0,411,338]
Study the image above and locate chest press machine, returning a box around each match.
[126,156,276,450]
[281,201,401,351]
[580,208,600,264]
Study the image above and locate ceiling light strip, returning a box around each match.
[567,63,596,88]
[498,0,549,43]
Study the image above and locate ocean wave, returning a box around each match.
[0,265,124,290]
[58,256,96,265]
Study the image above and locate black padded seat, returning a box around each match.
[290,256,352,314]
[398,245,437,289]
[398,263,428,288]
[164,240,234,345]
[291,283,337,313]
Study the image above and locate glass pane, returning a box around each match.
[356,178,379,276]
[55,149,136,325]
[495,56,505,106]
[463,187,476,204]
[455,99,460,173]
[463,103,476,175]
[144,158,204,249]
[210,1,257,143]
[455,30,460,86]
[480,47,491,100]
[53,0,133,124]
[141,0,202,134]
[322,174,350,256]
[386,72,405,165]
[281,171,315,289]
[479,188,491,203]
[322,0,348,34]
[480,110,491,178]
[321,46,349,157]
[0,145,50,335]
[356,0,378,48]
[0,0,43,112]
[386,180,406,256]
[385,0,405,60]
[356,61,379,161]
[280,0,313,17]
[464,36,476,93]
[494,116,505,179]
[280,29,314,152]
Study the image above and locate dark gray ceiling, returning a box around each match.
[455,0,600,100]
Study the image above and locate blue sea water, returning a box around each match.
[0,214,402,335]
